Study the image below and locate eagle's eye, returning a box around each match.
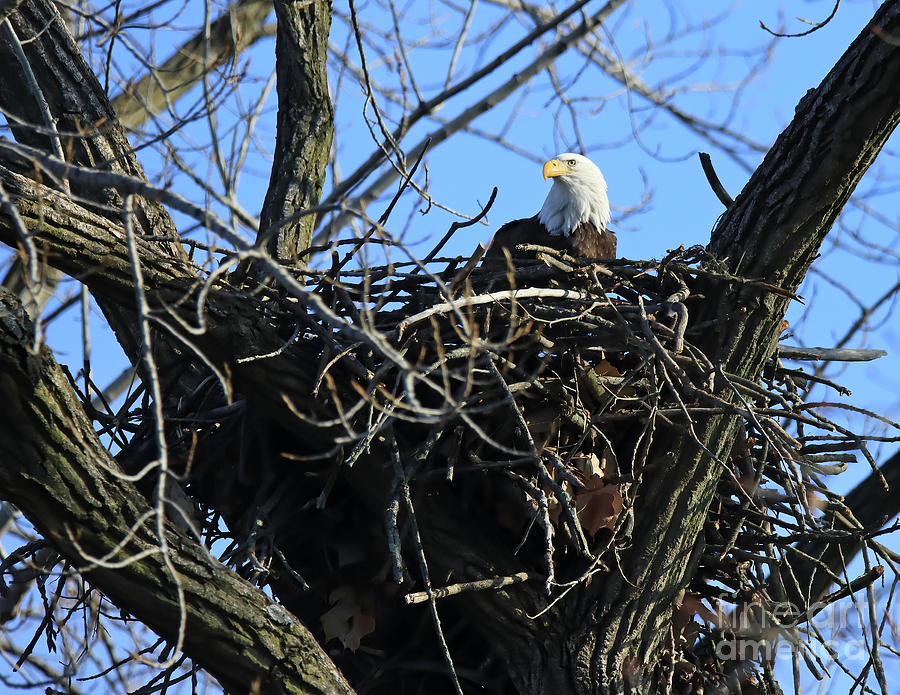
[568,159,576,166]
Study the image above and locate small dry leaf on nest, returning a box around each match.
[593,358,621,377]
[546,450,620,529]
[581,358,638,400]
[321,586,377,652]
[673,594,722,648]
[575,474,623,535]
[572,448,617,479]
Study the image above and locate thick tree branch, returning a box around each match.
[0,154,574,690]
[0,149,587,692]
[573,3,900,689]
[258,0,333,266]
[0,0,191,377]
[0,0,182,250]
[0,289,355,695]
[1,3,898,692]
[709,9,900,291]
[0,163,334,435]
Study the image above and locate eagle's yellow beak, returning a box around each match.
[542,159,568,181]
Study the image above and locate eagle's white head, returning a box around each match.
[537,153,610,237]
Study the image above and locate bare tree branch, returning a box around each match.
[315,0,629,243]
[111,0,274,131]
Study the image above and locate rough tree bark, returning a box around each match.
[258,0,334,266]
[0,1,899,694]
[574,4,900,691]
[0,0,195,386]
[573,4,900,691]
[0,0,182,249]
[0,291,354,695]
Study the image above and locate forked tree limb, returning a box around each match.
[0,1,899,693]
[0,158,559,693]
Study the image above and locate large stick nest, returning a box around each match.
[141,242,886,692]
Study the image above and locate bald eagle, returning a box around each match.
[487,153,615,258]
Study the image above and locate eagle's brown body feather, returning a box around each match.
[487,214,616,259]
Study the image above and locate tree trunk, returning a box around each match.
[257,0,334,266]
[559,4,900,691]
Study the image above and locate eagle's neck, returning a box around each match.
[538,175,610,237]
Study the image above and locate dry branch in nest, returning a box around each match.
[133,239,893,691]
